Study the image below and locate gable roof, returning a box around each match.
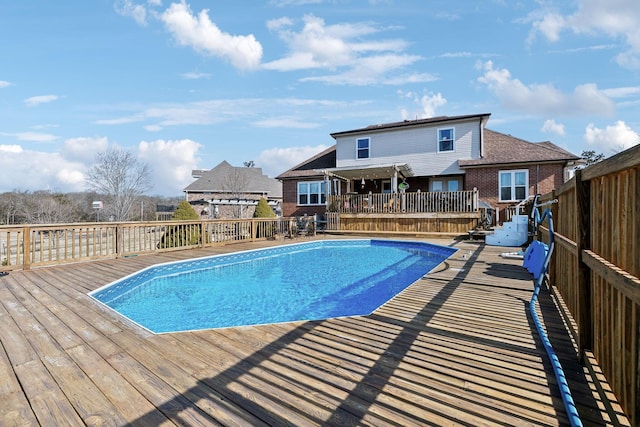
[184,161,282,197]
[330,113,491,138]
[458,129,581,168]
[276,146,336,180]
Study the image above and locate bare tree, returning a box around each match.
[0,191,24,224]
[221,168,250,218]
[16,191,79,224]
[85,148,152,221]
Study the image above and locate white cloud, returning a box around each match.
[160,1,263,71]
[263,14,425,85]
[0,149,87,193]
[61,137,110,163]
[97,98,364,132]
[399,91,447,119]
[584,120,639,153]
[0,144,23,153]
[267,17,293,31]
[0,131,58,142]
[95,116,144,125]
[24,95,59,107]
[615,51,640,69]
[529,0,640,69]
[115,0,148,26]
[95,97,354,131]
[252,117,320,129]
[256,144,330,178]
[181,71,212,79]
[602,86,640,98]
[57,169,86,186]
[528,12,565,44]
[477,60,615,115]
[269,0,323,6]
[541,119,566,136]
[0,137,203,195]
[300,53,434,86]
[137,138,202,195]
[0,80,12,88]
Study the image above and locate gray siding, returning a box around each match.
[335,120,482,176]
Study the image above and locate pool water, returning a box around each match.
[90,240,456,333]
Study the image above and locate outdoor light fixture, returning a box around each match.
[361,178,365,189]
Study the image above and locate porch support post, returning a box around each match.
[392,168,398,193]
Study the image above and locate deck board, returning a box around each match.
[0,237,616,426]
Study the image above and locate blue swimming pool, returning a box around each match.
[90,239,456,333]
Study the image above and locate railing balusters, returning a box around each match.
[327,190,478,214]
[0,217,314,271]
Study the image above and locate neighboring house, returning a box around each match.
[276,113,581,217]
[184,161,282,219]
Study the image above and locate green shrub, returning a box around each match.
[253,198,276,218]
[253,198,277,238]
[173,201,200,220]
[158,201,202,248]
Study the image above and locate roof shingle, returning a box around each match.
[458,129,580,167]
[184,161,282,197]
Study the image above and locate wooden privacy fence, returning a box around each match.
[538,145,639,426]
[0,217,308,271]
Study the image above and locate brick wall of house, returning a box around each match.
[464,163,566,209]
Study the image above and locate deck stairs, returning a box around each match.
[485,196,535,247]
[485,214,529,247]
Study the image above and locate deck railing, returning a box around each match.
[538,144,639,426]
[0,217,312,271]
[327,189,478,214]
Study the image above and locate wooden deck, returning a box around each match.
[0,236,617,426]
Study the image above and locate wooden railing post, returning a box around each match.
[251,219,257,242]
[115,223,124,258]
[23,226,31,270]
[575,168,593,352]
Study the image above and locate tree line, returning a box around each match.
[1,148,181,225]
[0,190,182,225]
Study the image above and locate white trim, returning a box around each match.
[356,137,370,160]
[297,181,327,206]
[498,169,529,202]
[437,127,455,153]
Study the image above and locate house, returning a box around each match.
[277,146,337,218]
[276,113,581,218]
[458,129,582,210]
[184,161,282,219]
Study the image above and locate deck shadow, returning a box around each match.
[124,242,481,425]
[526,279,610,425]
[126,241,597,425]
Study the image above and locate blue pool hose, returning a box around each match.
[529,205,583,427]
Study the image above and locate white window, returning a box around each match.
[297,181,327,205]
[432,181,443,192]
[356,137,370,159]
[447,179,459,191]
[438,128,454,152]
[499,170,528,202]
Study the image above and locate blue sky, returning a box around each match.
[1,0,639,196]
